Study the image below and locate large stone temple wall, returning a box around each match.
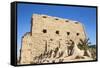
[19,14,90,64]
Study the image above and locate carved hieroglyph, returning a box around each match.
[19,14,92,64]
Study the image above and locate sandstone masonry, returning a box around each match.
[19,14,92,64]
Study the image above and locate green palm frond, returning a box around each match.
[78,38,91,50]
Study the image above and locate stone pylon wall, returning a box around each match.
[20,14,86,64]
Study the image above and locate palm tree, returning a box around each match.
[77,38,91,57]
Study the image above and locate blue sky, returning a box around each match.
[17,3,97,57]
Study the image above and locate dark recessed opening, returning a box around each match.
[76,33,79,36]
[70,39,72,41]
[55,18,59,20]
[50,39,53,41]
[43,29,47,33]
[65,20,69,22]
[43,16,47,18]
[56,30,59,34]
[67,32,70,35]
[75,22,78,24]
